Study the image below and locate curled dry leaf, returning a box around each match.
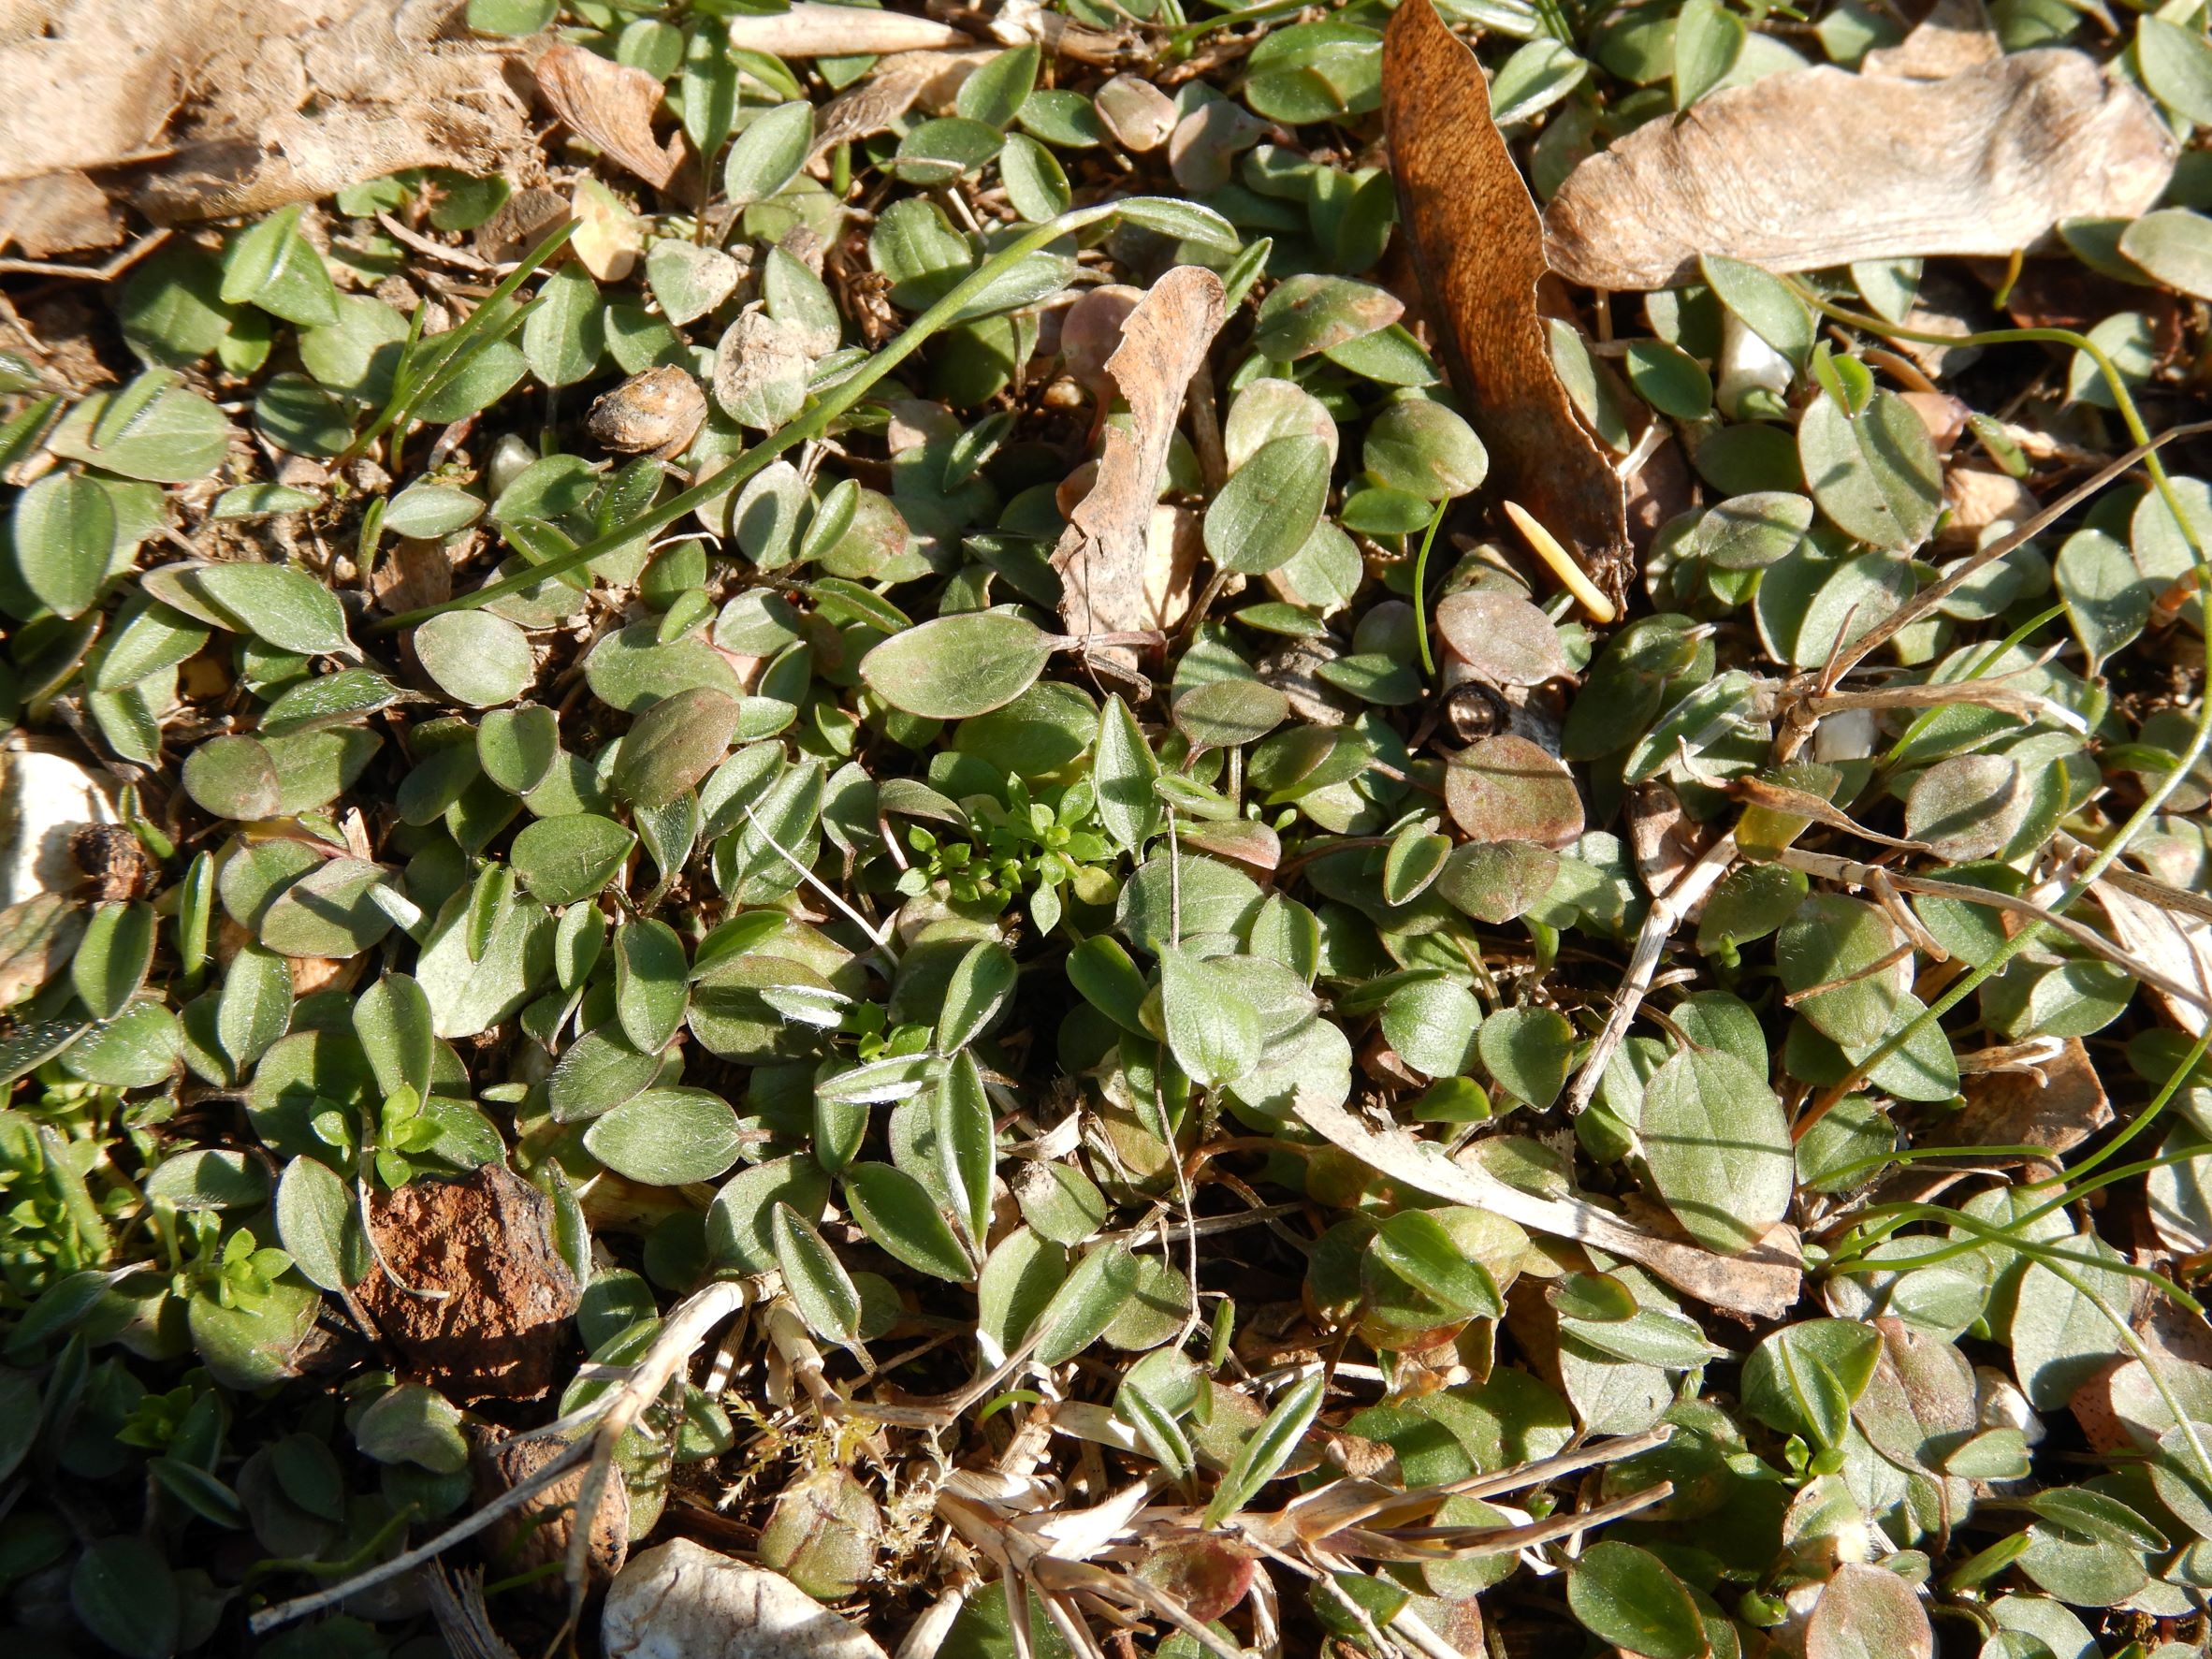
[533,40,684,192]
[811,51,997,157]
[1952,1037,2111,1176]
[1543,49,2176,291]
[2091,877,2212,1036]
[1058,284,1144,400]
[602,1538,888,1659]
[1292,1096,1802,1318]
[1051,265,1228,658]
[721,3,976,58]
[473,1433,629,1591]
[1382,0,1630,605]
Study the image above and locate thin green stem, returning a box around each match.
[1412,497,1448,677]
[1826,1201,2200,1314]
[1875,604,2064,771]
[1827,1142,2212,1279]
[247,1502,418,1584]
[1782,284,2212,1134]
[371,208,1117,634]
[2059,1028,2212,1188]
[1785,283,2198,557]
[1814,1142,2074,1186]
[1166,0,1316,50]
[2041,1255,2212,1490]
[338,222,576,471]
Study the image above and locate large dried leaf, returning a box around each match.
[1544,49,2175,291]
[39,0,538,232]
[533,40,684,192]
[1050,265,1227,658]
[1861,0,2001,80]
[602,1539,887,1659]
[1382,0,1629,604]
[0,0,216,184]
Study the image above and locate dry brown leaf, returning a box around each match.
[0,173,124,259]
[1383,0,1630,608]
[117,0,535,229]
[1862,0,2001,80]
[533,39,684,192]
[1293,1096,1802,1319]
[811,51,997,157]
[372,536,458,615]
[473,1436,629,1590]
[1051,265,1227,659]
[602,1539,888,1659]
[1543,49,2175,292]
[1951,1036,2110,1172]
[0,0,218,184]
[2092,876,2212,1036]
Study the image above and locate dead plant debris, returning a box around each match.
[3,2,2212,1658]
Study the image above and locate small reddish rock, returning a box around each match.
[357,1163,582,1403]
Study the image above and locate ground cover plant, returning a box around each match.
[1,0,2211,1655]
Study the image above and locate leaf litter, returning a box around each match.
[1544,24,2177,289]
[2,1,2212,1658]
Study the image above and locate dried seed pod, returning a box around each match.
[587,366,707,455]
[68,823,157,904]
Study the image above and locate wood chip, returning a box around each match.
[1543,49,2176,292]
[1382,0,1630,605]
[1050,265,1227,660]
